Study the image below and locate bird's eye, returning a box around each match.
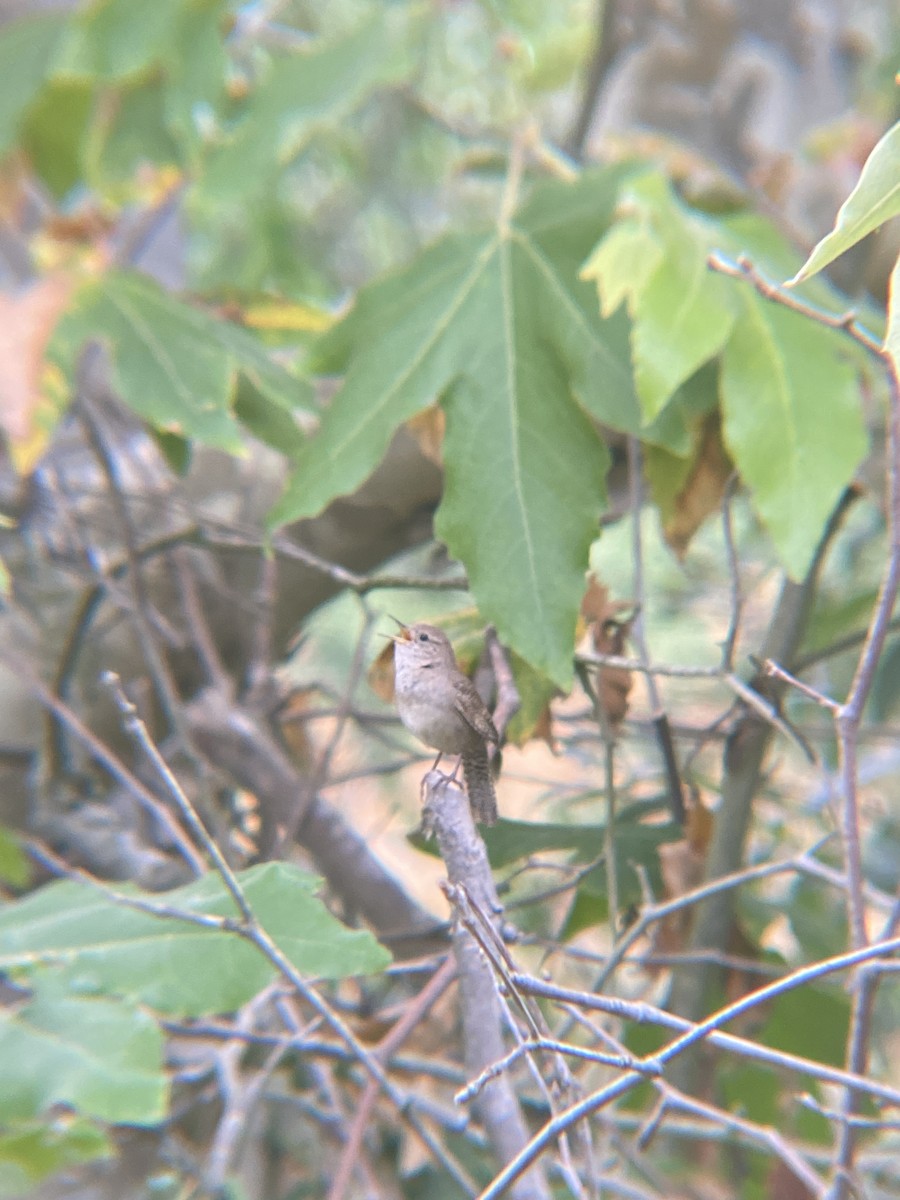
[418,632,429,642]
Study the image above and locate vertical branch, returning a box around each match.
[601,732,619,945]
[829,338,900,1199]
[565,0,621,161]
[834,351,900,951]
[424,774,552,1200]
[627,437,685,825]
[245,548,279,698]
[574,658,619,946]
[719,475,743,672]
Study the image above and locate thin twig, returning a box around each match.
[762,658,839,712]
[576,653,721,679]
[829,341,900,1193]
[457,1040,659,1106]
[0,650,204,874]
[25,841,233,935]
[172,547,232,692]
[104,671,253,921]
[499,127,528,235]
[626,437,685,824]
[707,254,882,355]
[246,548,279,695]
[484,625,521,743]
[279,602,378,852]
[593,839,835,993]
[328,957,459,1200]
[204,985,290,1192]
[485,938,900,1199]
[74,344,184,732]
[646,1087,826,1197]
[720,474,743,671]
[708,252,900,1194]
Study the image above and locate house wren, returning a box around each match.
[391,622,499,825]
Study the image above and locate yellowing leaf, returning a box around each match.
[244,298,336,334]
[581,216,663,317]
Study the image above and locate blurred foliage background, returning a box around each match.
[0,1,899,1198]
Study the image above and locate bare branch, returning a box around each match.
[424,773,551,1200]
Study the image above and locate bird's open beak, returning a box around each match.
[384,615,411,643]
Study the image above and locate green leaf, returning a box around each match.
[162,0,228,160]
[791,121,900,284]
[719,1062,780,1127]
[583,173,737,421]
[272,168,639,686]
[871,636,900,720]
[0,828,29,889]
[720,289,867,578]
[787,876,848,963]
[0,863,390,1017]
[0,14,68,154]
[59,0,185,82]
[50,272,311,454]
[200,14,408,205]
[761,983,850,1068]
[631,249,734,423]
[504,651,557,745]
[572,819,681,917]
[88,79,181,188]
[0,991,166,1125]
[580,216,663,318]
[409,799,677,872]
[863,813,900,894]
[0,1119,111,1198]
[21,78,94,199]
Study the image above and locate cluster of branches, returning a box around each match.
[0,252,896,1200]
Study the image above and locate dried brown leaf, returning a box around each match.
[405,406,445,465]
[368,639,396,704]
[275,687,316,766]
[581,574,635,729]
[652,790,711,966]
[661,411,732,558]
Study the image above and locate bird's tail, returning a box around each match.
[462,747,498,825]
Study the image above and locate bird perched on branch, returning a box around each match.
[390,622,499,825]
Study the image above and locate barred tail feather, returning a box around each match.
[462,748,498,825]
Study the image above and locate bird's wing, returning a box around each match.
[453,677,499,743]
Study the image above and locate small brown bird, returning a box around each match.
[390,622,499,824]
